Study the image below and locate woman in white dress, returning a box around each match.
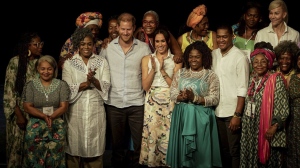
[62,27,110,168]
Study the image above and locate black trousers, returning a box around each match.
[216,116,241,168]
[106,104,144,168]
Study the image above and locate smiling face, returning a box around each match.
[108,19,118,40]
[142,13,158,35]
[278,52,292,74]
[269,6,287,27]
[252,53,269,77]
[118,20,135,44]
[38,61,54,82]
[188,49,203,71]
[216,28,234,54]
[79,36,94,58]
[194,16,209,37]
[154,33,168,55]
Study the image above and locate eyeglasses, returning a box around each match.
[31,41,44,48]
[142,20,157,26]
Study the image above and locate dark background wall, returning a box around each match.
[1,0,298,83]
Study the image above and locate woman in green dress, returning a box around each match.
[166,41,222,168]
[3,32,43,168]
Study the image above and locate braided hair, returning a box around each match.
[13,32,40,96]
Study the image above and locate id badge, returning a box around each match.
[43,106,54,116]
[245,102,255,118]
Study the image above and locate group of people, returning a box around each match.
[3,0,300,168]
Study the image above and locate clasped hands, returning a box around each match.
[43,115,53,128]
[177,88,195,103]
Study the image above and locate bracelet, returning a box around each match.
[234,112,242,117]
[163,74,168,79]
[193,95,198,103]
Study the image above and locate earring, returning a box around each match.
[28,50,31,57]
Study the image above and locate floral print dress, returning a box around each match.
[3,56,38,168]
[22,78,70,168]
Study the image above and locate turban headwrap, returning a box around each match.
[186,4,207,29]
[250,48,276,69]
[76,12,103,28]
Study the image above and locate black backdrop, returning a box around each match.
[1,0,298,83]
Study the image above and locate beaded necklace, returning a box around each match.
[247,72,270,101]
[188,30,209,44]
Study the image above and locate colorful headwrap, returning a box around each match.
[75,12,103,28]
[250,48,276,69]
[186,4,207,29]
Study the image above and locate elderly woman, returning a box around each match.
[240,48,289,167]
[178,4,217,53]
[62,27,110,167]
[254,0,299,48]
[286,50,300,167]
[166,41,221,168]
[134,10,183,63]
[23,55,70,167]
[274,40,299,79]
[59,11,103,69]
[3,32,43,167]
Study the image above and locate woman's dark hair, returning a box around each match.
[153,26,170,45]
[254,41,273,50]
[273,40,299,63]
[13,32,40,96]
[70,27,95,52]
[235,1,266,36]
[183,41,212,69]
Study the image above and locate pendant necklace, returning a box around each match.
[244,28,255,47]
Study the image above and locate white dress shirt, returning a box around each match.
[255,22,300,48]
[212,46,249,117]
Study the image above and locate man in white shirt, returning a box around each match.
[212,24,249,168]
[100,13,151,168]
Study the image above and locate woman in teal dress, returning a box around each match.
[166,41,222,168]
[22,55,70,167]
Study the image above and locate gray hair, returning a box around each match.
[143,10,159,22]
[36,55,58,78]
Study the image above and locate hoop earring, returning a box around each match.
[28,50,31,57]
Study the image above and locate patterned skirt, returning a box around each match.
[139,87,174,167]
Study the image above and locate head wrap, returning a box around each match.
[250,48,276,69]
[186,4,207,28]
[75,12,103,28]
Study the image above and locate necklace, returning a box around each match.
[244,28,255,47]
[40,78,52,101]
[189,30,208,43]
[247,72,269,101]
